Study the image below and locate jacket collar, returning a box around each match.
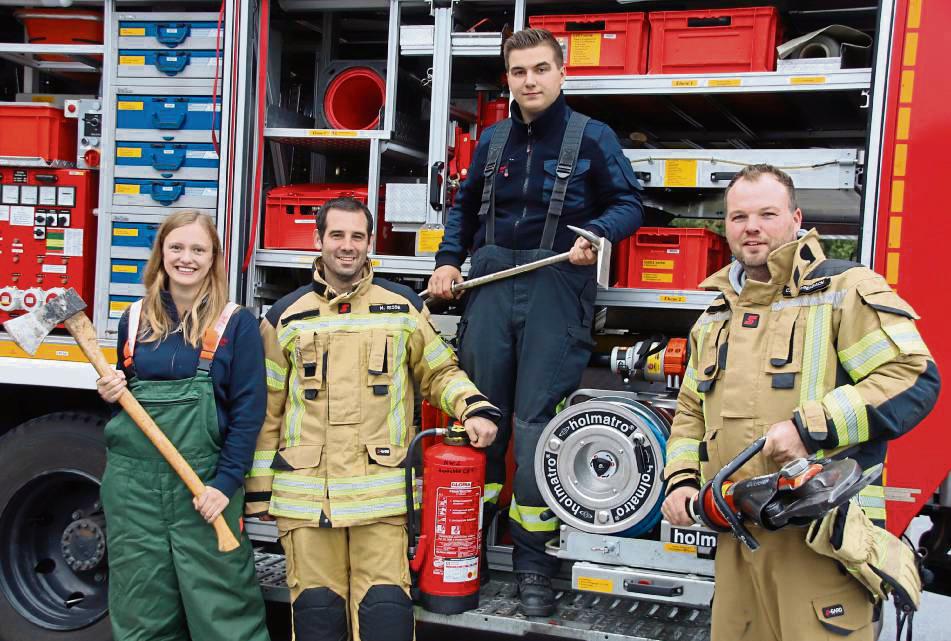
[700,229,826,302]
[311,257,374,303]
[159,289,181,323]
[510,92,569,136]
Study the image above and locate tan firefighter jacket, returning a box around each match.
[664,230,940,522]
[245,260,499,529]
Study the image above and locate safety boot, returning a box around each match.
[516,573,555,617]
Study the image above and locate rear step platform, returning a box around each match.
[255,551,711,641]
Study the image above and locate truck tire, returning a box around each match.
[0,412,112,641]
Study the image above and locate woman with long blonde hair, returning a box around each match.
[96,210,270,641]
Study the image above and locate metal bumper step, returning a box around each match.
[254,550,711,641]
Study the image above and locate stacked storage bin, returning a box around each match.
[108,13,223,330]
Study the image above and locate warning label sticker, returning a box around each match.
[433,484,482,581]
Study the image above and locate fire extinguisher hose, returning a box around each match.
[405,428,447,561]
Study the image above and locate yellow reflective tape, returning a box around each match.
[509,497,559,532]
[883,321,929,356]
[903,32,919,67]
[666,438,700,464]
[284,365,305,447]
[484,483,503,504]
[838,328,899,381]
[886,253,901,286]
[888,217,902,249]
[387,332,409,445]
[440,379,475,418]
[273,474,325,495]
[278,314,416,349]
[270,496,322,519]
[248,450,277,478]
[893,144,908,177]
[900,70,915,104]
[823,385,869,447]
[897,107,911,140]
[907,0,922,29]
[891,180,905,213]
[801,304,832,403]
[423,337,453,370]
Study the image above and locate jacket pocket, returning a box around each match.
[855,279,930,359]
[811,585,873,637]
[542,158,592,211]
[695,318,729,395]
[297,333,326,400]
[271,445,325,522]
[367,329,394,392]
[764,307,803,390]
[327,332,364,425]
[365,442,409,468]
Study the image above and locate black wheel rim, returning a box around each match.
[0,470,108,630]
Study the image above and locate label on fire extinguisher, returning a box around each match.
[433,483,482,583]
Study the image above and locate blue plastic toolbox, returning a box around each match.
[118,18,221,50]
[115,95,221,143]
[113,178,218,209]
[118,49,222,78]
[115,142,219,181]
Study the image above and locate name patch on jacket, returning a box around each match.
[742,313,760,328]
[822,604,845,619]
[784,278,831,297]
[370,304,409,314]
[375,447,391,456]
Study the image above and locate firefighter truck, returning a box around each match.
[0,0,947,640]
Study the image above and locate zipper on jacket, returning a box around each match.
[514,123,533,250]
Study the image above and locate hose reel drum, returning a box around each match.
[534,397,670,537]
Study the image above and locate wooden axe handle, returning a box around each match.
[64,311,240,553]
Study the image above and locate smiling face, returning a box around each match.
[314,207,371,292]
[162,221,215,296]
[506,44,565,123]
[725,175,803,281]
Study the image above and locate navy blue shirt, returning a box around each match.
[116,295,266,499]
[435,93,643,268]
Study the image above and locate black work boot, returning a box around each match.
[516,573,555,617]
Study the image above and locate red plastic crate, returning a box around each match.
[620,227,729,290]
[528,12,648,75]
[648,7,781,74]
[0,104,77,162]
[264,183,412,255]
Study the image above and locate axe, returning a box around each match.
[3,289,240,553]
[421,225,613,300]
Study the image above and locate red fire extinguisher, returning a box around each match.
[406,423,486,614]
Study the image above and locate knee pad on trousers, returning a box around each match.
[358,585,413,641]
[293,587,348,641]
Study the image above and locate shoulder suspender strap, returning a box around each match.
[477,118,512,247]
[540,112,590,251]
[122,300,143,372]
[197,302,240,373]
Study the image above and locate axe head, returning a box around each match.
[2,288,87,355]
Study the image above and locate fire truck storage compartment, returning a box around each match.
[0,168,98,323]
[264,183,411,255]
[0,104,77,163]
[113,178,218,209]
[117,16,222,50]
[111,221,161,249]
[527,12,649,75]
[115,142,219,181]
[109,294,138,321]
[316,62,388,131]
[647,7,781,74]
[115,95,221,141]
[14,8,103,62]
[616,227,729,290]
[117,49,222,79]
[110,258,147,285]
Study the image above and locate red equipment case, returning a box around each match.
[0,104,77,163]
[647,7,781,74]
[616,227,729,290]
[263,183,410,254]
[14,8,104,63]
[0,168,98,323]
[528,12,649,75]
